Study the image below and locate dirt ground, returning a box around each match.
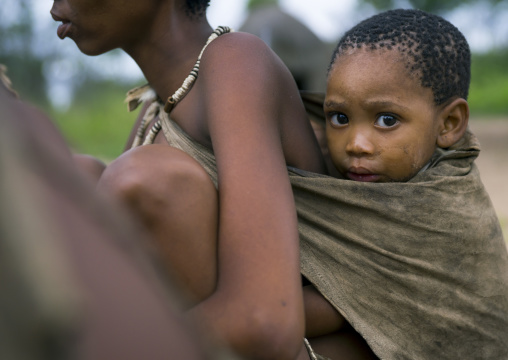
[469,117,508,242]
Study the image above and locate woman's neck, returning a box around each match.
[123,9,213,102]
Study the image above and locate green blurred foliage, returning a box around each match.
[247,0,278,10]
[47,80,141,161]
[0,0,49,107]
[469,49,508,115]
[0,56,48,108]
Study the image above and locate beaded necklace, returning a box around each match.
[131,26,232,148]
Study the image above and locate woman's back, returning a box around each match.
[132,31,325,174]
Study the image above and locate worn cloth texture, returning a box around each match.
[289,134,508,360]
[134,92,508,360]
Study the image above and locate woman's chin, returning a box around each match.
[74,40,113,57]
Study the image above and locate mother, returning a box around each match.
[50,0,330,358]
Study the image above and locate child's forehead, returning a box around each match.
[333,47,418,79]
[327,48,435,109]
[330,10,471,106]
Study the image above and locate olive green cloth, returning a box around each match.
[289,130,508,359]
[140,92,508,360]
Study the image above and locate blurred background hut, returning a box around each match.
[240,0,331,93]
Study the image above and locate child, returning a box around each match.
[291,9,508,359]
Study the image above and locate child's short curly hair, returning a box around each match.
[184,0,210,18]
[329,9,471,105]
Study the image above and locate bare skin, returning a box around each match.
[73,153,106,183]
[0,86,218,360]
[50,1,377,358]
[325,48,469,183]
[51,0,325,358]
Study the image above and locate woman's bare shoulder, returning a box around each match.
[207,31,274,56]
[200,31,289,87]
[198,30,300,119]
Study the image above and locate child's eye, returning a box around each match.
[330,113,349,127]
[375,114,399,128]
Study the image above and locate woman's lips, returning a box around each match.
[51,12,72,39]
[57,22,71,39]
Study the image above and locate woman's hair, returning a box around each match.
[329,9,471,105]
[184,0,210,18]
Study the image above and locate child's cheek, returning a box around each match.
[384,144,421,181]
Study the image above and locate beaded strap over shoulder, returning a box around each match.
[164,26,232,113]
[128,26,232,148]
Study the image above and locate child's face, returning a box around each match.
[325,49,442,182]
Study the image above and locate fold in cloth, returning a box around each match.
[289,129,508,359]
[137,91,508,359]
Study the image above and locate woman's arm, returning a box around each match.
[187,33,306,360]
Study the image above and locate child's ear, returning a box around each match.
[437,98,469,148]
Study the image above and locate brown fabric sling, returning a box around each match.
[135,89,508,359]
[289,129,508,359]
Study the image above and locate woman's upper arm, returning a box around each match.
[204,33,300,288]
[193,33,305,357]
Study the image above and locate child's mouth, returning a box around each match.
[346,171,380,182]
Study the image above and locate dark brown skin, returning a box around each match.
[325,48,469,183]
[50,1,375,358]
[73,153,107,183]
[0,86,219,360]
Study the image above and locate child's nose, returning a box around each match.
[345,127,375,156]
